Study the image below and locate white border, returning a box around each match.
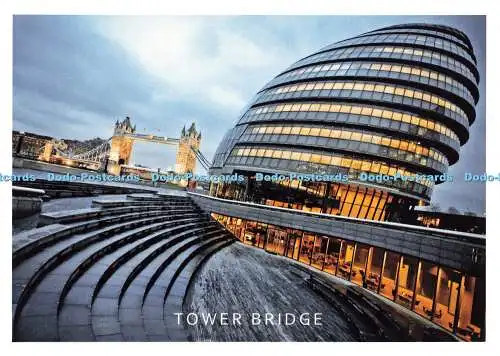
[2,1,498,355]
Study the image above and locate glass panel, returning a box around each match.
[242,221,259,247]
[285,230,301,259]
[380,251,400,300]
[299,233,315,265]
[352,244,370,286]
[324,238,341,274]
[265,225,287,255]
[395,256,419,309]
[293,236,301,260]
[366,247,384,292]
[311,236,327,270]
[434,267,461,332]
[337,241,355,280]
[456,275,485,341]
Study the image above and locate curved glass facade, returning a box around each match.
[210,23,480,223]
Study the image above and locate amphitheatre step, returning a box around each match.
[15,180,154,199]
[299,265,411,341]
[55,223,216,341]
[155,192,188,199]
[57,220,211,310]
[163,238,234,341]
[127,193,192,202]
[14,208,198,265]
[126,194,161,201]
[118,230,225,341]
[92,199,193,209]
[39,204,196,225]
[91,228,223,341]
[13,217,207,341]
[141,234,231,341]
[12,213,199,325]
[91,224,220,305]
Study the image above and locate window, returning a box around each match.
[311,154,322,163]
[340,131,352,140]
[300,127,311,135]
[351,132,362,141]
[319,104,331,112]
[320,128,330,137]
[309,128,321,136]
[361,107,372,116]
[272,150,282,159]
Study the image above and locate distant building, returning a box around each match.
[415,209,485,234]
[12,130,53,160]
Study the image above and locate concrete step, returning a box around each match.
[127,193,191,203]
[94,228,224,341]
[141,234,231,341]
[55,223,218,341]
[39,204,197,225]
[118,230,226,341]
[14,208,198,265]
[12,213,200,328]
[162,237,234,341]
[92,199,194,209]
[13,217,207,341]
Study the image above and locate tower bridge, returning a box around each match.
[38,117,211,176]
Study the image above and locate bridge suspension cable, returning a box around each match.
[191,147,211,171]
[70,139,111,162]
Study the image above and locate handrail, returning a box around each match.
[12,186,45,197]
[187,191,486,243]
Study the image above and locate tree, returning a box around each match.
[447,206,460,214]
[464,211,477,217]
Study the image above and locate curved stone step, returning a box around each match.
[92,224,220,306]
[92,199,192,209]
[162,237,235,341]
[118,230,225,340]
[141,234,231,341]
[39,203,196,226]
[14,216,205,341]
[91,227,223,341]
[56,222,215,341]
[12,213,198,332]
[14,207,197,265]
[57,219,209,312]
[127,194,190,202]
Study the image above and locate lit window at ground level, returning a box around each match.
[211,213,485,341]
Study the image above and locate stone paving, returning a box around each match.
[185,242,457,342]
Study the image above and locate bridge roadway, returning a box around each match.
[187,192,485,276]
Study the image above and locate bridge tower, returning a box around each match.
[107,117,136,175]
[175,122,201,174]
[39,141,54,162]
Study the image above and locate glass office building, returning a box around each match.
[210,23,480,223]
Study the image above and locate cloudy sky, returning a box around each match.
[13,15,485,214]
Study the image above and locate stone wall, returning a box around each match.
[13,196,42,218]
